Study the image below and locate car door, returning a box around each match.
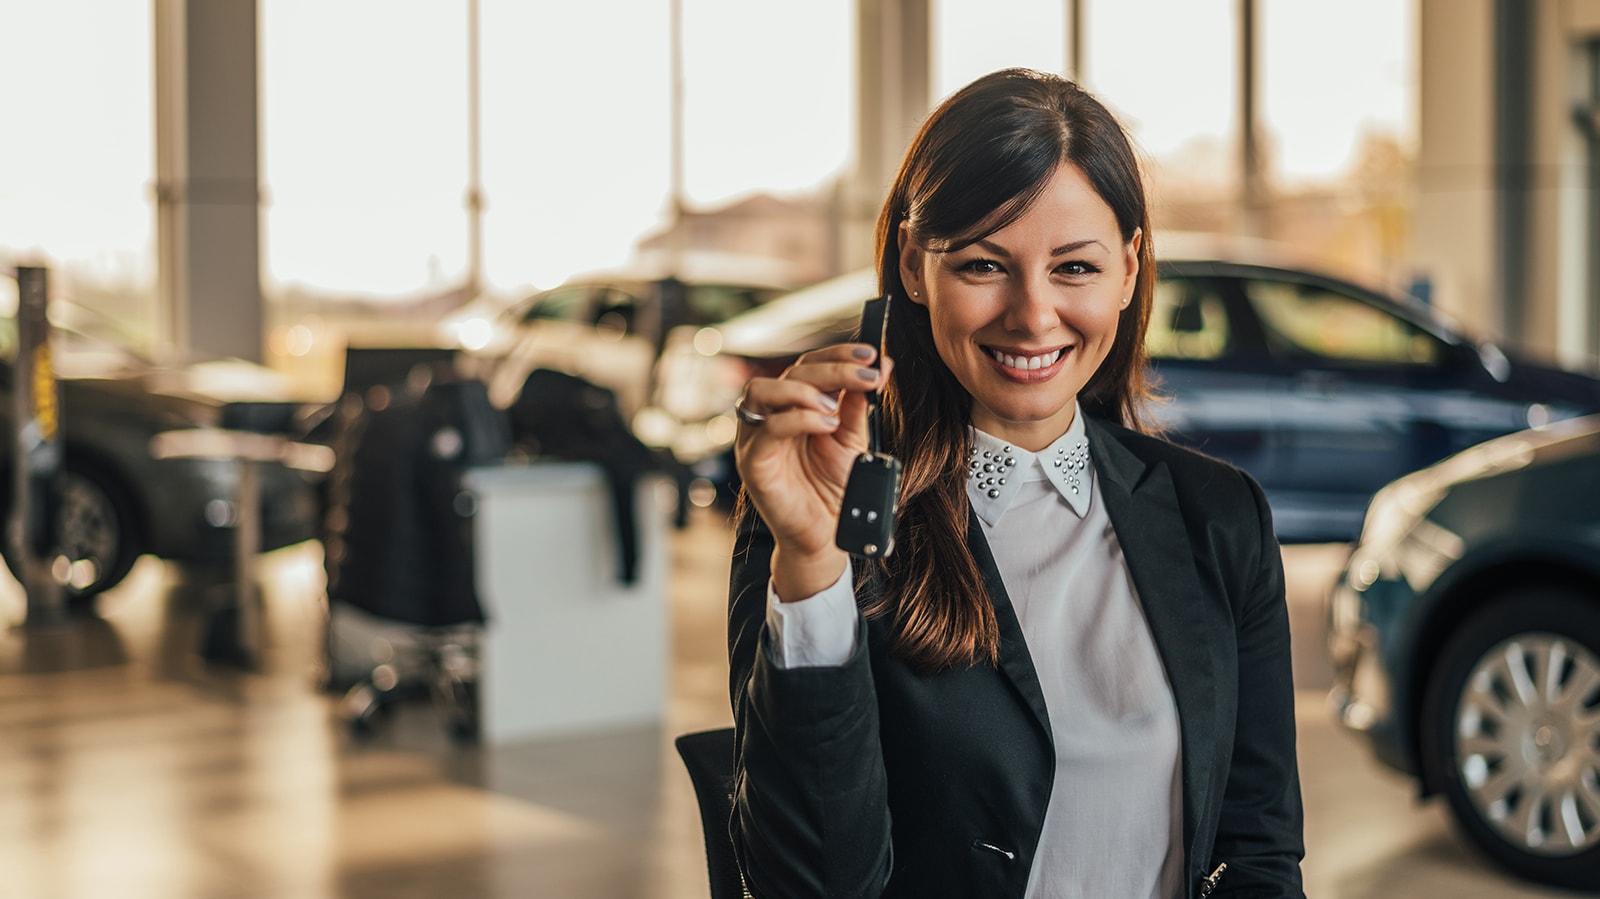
[1147,268,1287,489]
[1234,272,1485,541]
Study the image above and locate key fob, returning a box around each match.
[836,451,901,558]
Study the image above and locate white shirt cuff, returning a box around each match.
[764,557,858,668]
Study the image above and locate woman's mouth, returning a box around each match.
[982,344,1071,383]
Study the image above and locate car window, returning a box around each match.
[1243,278,1442,365]
[513,286,590,325]
[1148,277,1233,360]
[591,288,641,334]
[685,285,776,325]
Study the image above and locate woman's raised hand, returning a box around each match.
[734,343,893,599]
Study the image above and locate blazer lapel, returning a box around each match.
[1084,415,1221,866]
[966,504,1054,744]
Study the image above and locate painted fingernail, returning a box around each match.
[857,367,878,381]
[821,415,840,427]
[819,394,839,411]
[852,345,875,360]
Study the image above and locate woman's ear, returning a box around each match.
[898,220,927,307]
[1121,227,1143,300]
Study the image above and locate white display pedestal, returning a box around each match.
[463,463,670,744]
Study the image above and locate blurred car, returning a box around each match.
[439,251,794,416]
[0,278,325,606]
[1327,415,1600,890]
[640,237,1600,537]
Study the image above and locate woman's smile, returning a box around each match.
[980,343,1073,383]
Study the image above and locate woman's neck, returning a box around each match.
[968,400,1079,452]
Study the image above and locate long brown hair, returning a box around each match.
[738,68,1160,673]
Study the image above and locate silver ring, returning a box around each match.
[734,400,768,426]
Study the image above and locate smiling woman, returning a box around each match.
[727,68,1306,899]
[898,163,1142,448]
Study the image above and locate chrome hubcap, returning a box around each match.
[55,472,117,592]
[1456,634,1600,856]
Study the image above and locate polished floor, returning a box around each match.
[0,510,1582,898]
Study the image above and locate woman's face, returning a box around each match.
[899,161,1141,452]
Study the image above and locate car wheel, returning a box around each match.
[1,467,141,610]
[1420,588,1600,890]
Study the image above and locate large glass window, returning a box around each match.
[262,1,470,296]
[0,1,155,342]
[933,0,1065,99]
[682,0,853,204]
[1260,0,1415,184]
[1083,0,1237,193]
[1243,279,1441,365]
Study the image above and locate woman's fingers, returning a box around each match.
[795,342,878,367]
[739,377,842,418]
[734,345,894,461]
[781,359,884,394]
[749,407,843,441]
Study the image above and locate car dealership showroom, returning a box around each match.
[2,2,1599,897]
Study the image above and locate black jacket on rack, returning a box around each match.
[727,414,1305,899]
[508,368,687,585]
[327,380,508,628]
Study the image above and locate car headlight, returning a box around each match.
[1357,477,1438,555]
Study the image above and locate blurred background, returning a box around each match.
[2,1,1599,897]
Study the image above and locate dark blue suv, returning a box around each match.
[1148,257,1600,541]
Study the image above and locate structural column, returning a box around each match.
[1413,0,1500,340]
[840,0,931,274]
[153,0,263,362]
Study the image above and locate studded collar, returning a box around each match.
[965,402,1092,526]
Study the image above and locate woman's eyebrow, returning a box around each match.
[974,238,1107,257]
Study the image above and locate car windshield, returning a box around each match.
[685,284,781,324]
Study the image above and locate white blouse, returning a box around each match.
[764,402,1185,899]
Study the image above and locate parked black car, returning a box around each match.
[642,239,1600,540]
[1328,414,1600,890]
[0,286,323,606]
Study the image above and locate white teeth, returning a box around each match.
[987,347,1064,370]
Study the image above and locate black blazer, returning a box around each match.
[727,414,1305,898]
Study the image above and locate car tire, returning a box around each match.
[1420,587,1600,891]
[1,465,141,610]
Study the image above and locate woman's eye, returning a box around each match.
[1057,261,1100,276]
[959,258,1004,275]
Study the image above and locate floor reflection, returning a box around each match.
[0,517,1576,898]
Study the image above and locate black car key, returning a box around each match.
[835,296,901,558]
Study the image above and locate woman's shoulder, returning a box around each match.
[1088,414,1267,520]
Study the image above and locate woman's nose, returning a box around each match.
[1002,277,1058,335]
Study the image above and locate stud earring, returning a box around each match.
[912,289,920,298]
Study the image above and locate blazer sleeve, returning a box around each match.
[727,508,894,899]
[1211,471,1307,898]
